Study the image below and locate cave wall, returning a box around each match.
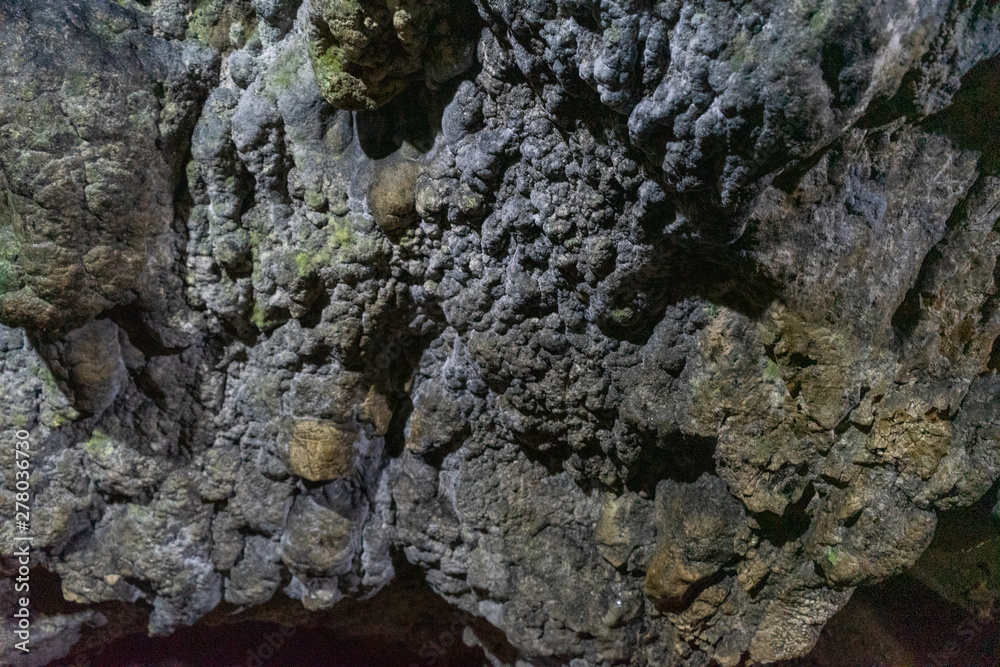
[2,0,1000,664]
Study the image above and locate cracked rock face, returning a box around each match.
[2,0,1000,665]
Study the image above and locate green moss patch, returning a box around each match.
[187,0,255,51]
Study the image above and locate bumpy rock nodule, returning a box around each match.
[2,0,1000,664]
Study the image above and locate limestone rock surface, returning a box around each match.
[2,0,1000,665]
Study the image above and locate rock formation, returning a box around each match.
[2,0,1000,664]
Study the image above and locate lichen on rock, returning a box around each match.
[307,0,478,110]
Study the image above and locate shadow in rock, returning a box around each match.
[782,481,1000,667]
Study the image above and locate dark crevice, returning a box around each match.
[383,392,413,460]
[121,575,158,601]
[298,289,331,330]
[597,244,781,348]
[819,42,847,104]
[297,476,333,493]
[695,249,783,320]
[832,409,855,436]
[818,473,851,489]
[625,432,718,496]
[787,352,818,368]
[855,68,922,130]
[892,283,926,344]
[753,482,815,548]
[0,566,87,616]
[101,489,152,506]
[236,525,277,539]
[922,51,1000,174]
[520,438,578,478]
[652,568,729,614]
[101,305,187,358]
[420,422,471,468]
[171,144,196,291]
[355,76,468,159]
[772,143,832,194]
[988,333,1000,372]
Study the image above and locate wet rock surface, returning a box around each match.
[2,0,1000,664]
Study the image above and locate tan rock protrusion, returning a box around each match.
[361,386,393,436]
[369,156,421,232]
[595,492,655,570]
[644,542,721,606]
[286,419,358,482]
[643,474,747,609]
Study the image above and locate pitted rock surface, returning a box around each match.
[3,0,1000,665]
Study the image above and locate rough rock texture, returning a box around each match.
[2,0,1000,665]
[307,0,479,109]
